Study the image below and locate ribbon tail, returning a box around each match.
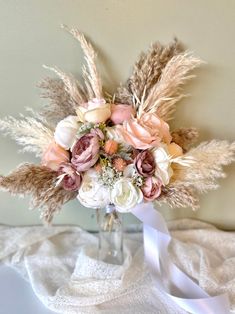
[131,203,231,314]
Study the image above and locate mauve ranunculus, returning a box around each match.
[141,177,162,201]
[134,150,155,177]
[110,104,135,124]
[57,163,82,191]
[71,133,100,172]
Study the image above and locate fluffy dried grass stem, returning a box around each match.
[62,24,103,99]
[0,164,77,224]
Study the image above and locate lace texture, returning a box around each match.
[0,219,234,313]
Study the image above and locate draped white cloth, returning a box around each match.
[0,219,234,314]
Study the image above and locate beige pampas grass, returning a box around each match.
[42,66,87,107]
[38,78,77,126]
[172,140,235,193]
[139,52,203,119]
[62,24,103,99]
[0,113,53,157]
[0,164,77,224]
[171,127,199,152]
[115,39,182,105]
[158,184,199,210]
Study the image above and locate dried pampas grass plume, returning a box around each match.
[38,78,77,126]
[0,164,77,224]
[171,127,199,152]
[115,39,183,105]
[172,140,235,193]
[42,66,87,107]
[0,113,53,157]
[158,184,199,210]
[61,24,103,100]
[140,52,203,119]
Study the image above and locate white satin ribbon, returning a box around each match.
[131,202,231,314]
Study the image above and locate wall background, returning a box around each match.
[0,0,234,230]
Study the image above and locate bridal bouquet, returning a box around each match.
[0,25,234,224]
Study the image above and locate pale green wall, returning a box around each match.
[0,0,234,229]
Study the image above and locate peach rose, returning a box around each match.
[76,98,111,124]
[41,142,70,171]
[110,104,135,124]
[117,113,172,149]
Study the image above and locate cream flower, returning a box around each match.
[76,98,111,124]
[152,146,173,185]
[110,178,143,213]
[54,115,80,150]
[77,169,110,208]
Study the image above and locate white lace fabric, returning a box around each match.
[0,219,234,314]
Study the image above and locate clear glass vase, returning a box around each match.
[97,205,123,265]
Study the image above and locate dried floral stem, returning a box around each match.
[139,52,203,120]
[38,77,77,126]
[115,39,183,105]
[171,127,199,152]
[62,24,103,99]
[172,140,235,193]
[0,113,53,157]
[43,65,86,106]
[0,164,77,224]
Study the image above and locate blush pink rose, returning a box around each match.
[71,133,100,172]
[141,177,162,201]
[110,104,135,124]
[41,142,70,171]
[118,113,172,149]
[134,150,155,177]
[57,163,82,191]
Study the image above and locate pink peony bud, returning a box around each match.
[134,150,155,177]
[141,177,162,201]
[110,104,135,124]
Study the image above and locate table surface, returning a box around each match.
[0,265,57,314]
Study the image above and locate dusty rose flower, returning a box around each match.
[110,104,135,124]
[141,177,162,201]
[57,163,82,191]
[118,113,172,149]
[41,141,70,171]
[71,133,100,172]
[134,150,155,177]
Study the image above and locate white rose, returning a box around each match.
[54,115,79,150]
[76,98,111,124]
[77,170,110,209]
[110,178,143,213]
[152,146,173,185]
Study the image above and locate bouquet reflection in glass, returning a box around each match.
[97,205,123,265]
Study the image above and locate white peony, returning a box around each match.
[54,115,80,150]
[110,178,143,213]
[77,170,110,209]
[152,146,173,185]
[76,98,111,124]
